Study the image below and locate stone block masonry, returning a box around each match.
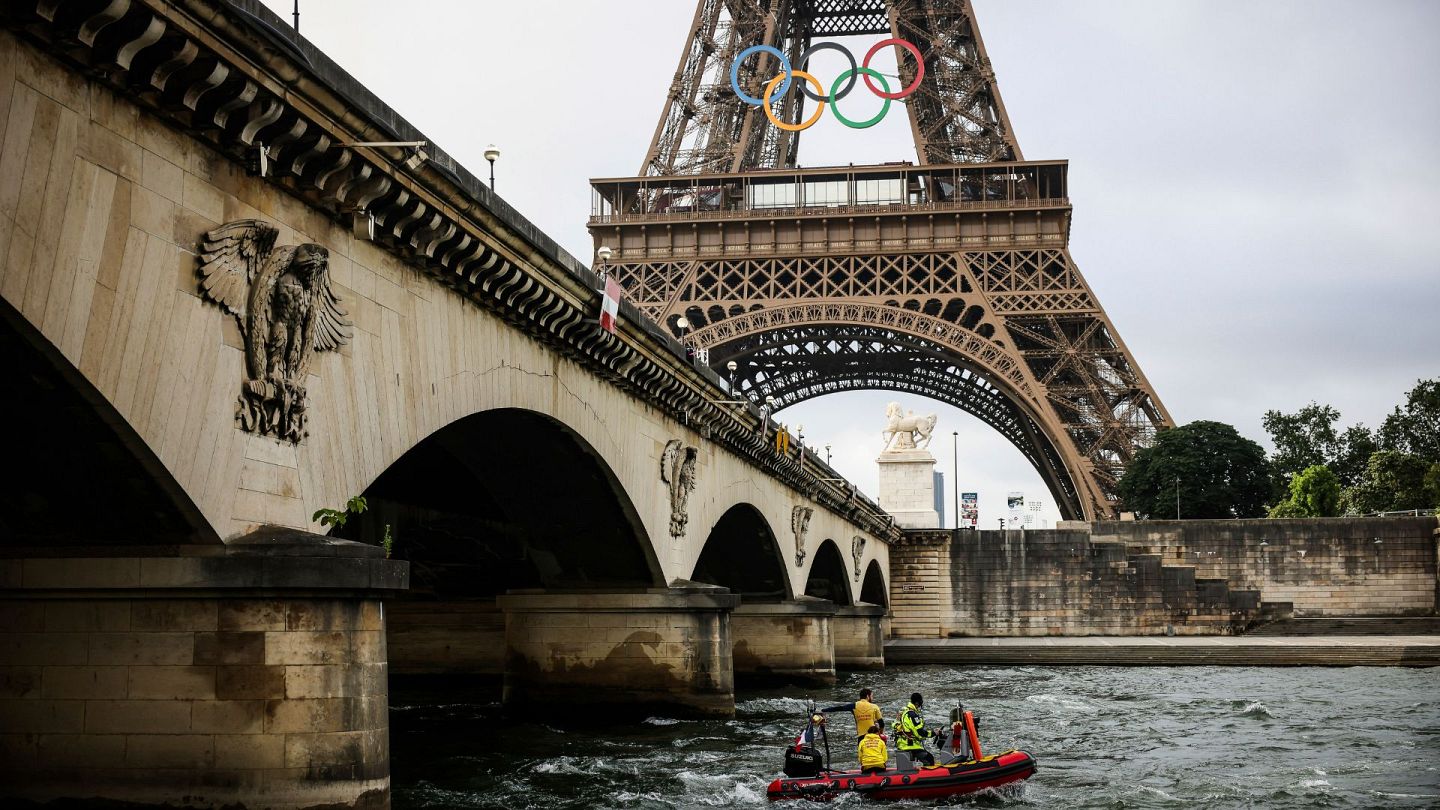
[0,535,408,810]
[1095,517,1437,617]
[888,517,1437,638]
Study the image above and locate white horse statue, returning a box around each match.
[882,402,938,451]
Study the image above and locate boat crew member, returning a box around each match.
[821,688,884,740]
[894,692,941,767]
[857,723,888,774]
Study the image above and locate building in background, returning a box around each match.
[933,471,945,526]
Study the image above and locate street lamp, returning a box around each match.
[726,360,738,390]
[595,245,612,281]
[483,144,500,191]
[824,443,831,465]
[952,431,959,530]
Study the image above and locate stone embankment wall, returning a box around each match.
[889,517,1438,638]
[1095,517,1438,617]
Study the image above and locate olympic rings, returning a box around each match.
[731,38,925,132]
[796,42,857,103]
[829,68,890,129]
[763,71,828,132]
[730,45,792,106]
[862,38,925,99]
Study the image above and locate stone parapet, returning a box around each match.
[497,585,739,719]
[832,603,886,670]
[0,531,408,810]
[730,597,838,686]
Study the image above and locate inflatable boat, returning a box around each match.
[766,705,1037,801]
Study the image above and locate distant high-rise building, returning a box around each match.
[933,472,945,526]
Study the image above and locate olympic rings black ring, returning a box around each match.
[796,42,857,103]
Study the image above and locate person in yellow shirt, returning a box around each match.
[857,723,888,774]
[822,688,883,741]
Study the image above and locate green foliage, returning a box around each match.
[382,524,394,559]
[1118,420,1271,519]
[312,495,368,529]
[1426,463,1440,511]
[1340,451,1431,514]
[1261,403,1376,491]
[1378,379,1440,462]
[1263,403,1339,478]
[1267,464,1341,518]
[1331,424,1378,490]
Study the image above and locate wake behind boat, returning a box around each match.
[766,703,1037,801]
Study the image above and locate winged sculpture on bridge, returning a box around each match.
[197,220,352,443]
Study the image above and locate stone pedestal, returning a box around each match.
[833,603,887,670]
[877,449,940,529]
[730,597,837,686]
[497,584,739,719]
[0,531,408,810]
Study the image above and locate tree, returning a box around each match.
[1263,403,1340,478]
[1118,420,1271,519]
[1267,465,1341,518]
[1332,424,1378,488]
[1379,379,1440,462]
[1341,450,1431,514]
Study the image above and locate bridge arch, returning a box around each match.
[336,407,662,597]
[803,539,854,606]
[859,560,888,607]
[694,313,1089,519]
[690,503,792,601]
[0,299,216,547]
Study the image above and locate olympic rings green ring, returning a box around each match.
[829,67,891,129]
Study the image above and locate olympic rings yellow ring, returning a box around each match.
[762,70,827,132]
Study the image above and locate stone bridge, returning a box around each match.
[0,2,894,807]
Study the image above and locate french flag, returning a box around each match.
[599,276,622,333]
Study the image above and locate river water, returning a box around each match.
[390,666,1440,808]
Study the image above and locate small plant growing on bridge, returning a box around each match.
[313,496,396,558]
[313,495,368,529]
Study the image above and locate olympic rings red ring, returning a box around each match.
[730,38,925,130]
[862,38,925,100]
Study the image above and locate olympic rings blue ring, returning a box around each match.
[730,45,792,107]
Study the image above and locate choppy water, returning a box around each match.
[391,666,1440,808]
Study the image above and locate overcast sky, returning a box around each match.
[262,0,1439,526]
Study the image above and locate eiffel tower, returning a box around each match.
[588,0,1172,520]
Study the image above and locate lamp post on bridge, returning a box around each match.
[484,144,500,191]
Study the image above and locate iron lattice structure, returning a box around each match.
[594,0,1171,519]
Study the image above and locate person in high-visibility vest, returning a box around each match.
[893,692,943,766]
[856,723,888,774]
[821,688,883,741]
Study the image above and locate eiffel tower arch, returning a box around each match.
[589,0,1173,520]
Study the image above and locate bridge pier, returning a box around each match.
[497,585,739,719]
[0,533,407,810]
[386,600,503,678]
[833,603,887,670]
[730,597,838,686]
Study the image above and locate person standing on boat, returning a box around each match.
[894,692,942,767]
[821,688,884,741]
[857,723,889,774]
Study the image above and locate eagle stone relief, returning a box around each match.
[197,220,352,443]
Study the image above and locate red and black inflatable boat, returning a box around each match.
[766,749,1037,801]
[766,704,1037,801]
